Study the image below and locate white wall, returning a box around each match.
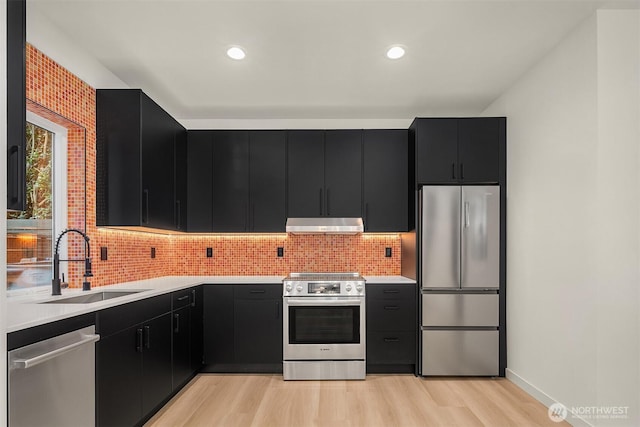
[1,0,8,423]
[483,9,640,427]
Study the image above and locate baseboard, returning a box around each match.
[506,369,592,427]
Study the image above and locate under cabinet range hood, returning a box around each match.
[286,218,364,234]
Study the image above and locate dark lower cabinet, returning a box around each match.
[366,284,417,374]
[96,295,173,426]
[203,284,282,372]
[172,305,191,390]
[96,315,172,427]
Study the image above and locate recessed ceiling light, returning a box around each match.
[386,46,405,60]
[227,47,246,60]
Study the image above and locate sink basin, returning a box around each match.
[41,290,145,304]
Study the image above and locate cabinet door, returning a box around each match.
[249,131,286,231]
[287,130,325,217]
[415,118,458,184]
[7,0,26,211]
[213,131,250,232]
[96,326,142,427]
[190,286,204,372]
[140,93,177,229]
[234,296,282,365]
[324,130,362,217]
[457,118,501,183]
[187,131,214,232]
[174,126,188,231]
[363,130,408,231]
[172,306,191,389]
[141,313,173,417]
[203,286,235,366]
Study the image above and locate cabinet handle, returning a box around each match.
[251,204,255,231]
[144,325,151,349]
[384,337,400,343]
[250,289,266,294]
[8,145,20,204]
[174,313,180,333]
[191,289,196,307]
[451,163,456,179]
[383,289,399,294]
[319,188,323,215]
[384,305,400,310]
[460,163,464,180]
[176,295,189,302]
[142,189,150,224]
[176,200,181,230]
[244,203,248,231]
[364,203,369,229]
[326,188,330,216]
[136,328,143,353]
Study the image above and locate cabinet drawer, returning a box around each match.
[422,330,498,376]
[367,331,415,365]
[234,284,281,300]
[172,288,193,309]
[97,294,172,337]
[422,293,498,327]
[367,299,416,331]
[367,284,415,300]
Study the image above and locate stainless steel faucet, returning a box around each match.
[51,228,93,295]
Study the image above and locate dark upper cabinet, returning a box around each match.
[174,127,188,231]
[413,117,504,184]
[7,0,26,212]
[288,130,362,218]
[212,130,250,232]
[187,130,286,232]
[287,130,325,217]
[249,131,287,232]
[363,130,408,232]
[96,89,186,230]
[186,131,214,232]
[324,130,362,217]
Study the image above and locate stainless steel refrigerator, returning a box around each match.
[419,185,500,376]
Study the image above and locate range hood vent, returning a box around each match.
[286,217,364,235]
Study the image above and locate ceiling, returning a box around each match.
[29,0,621,123]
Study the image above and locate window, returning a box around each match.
[6,114,67,291]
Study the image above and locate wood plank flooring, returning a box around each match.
[146,374,567,427]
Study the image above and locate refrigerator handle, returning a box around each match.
[464,202,470,228]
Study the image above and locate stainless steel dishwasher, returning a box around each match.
[8,325,100,426]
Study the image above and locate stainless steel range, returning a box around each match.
[283,272,366,380]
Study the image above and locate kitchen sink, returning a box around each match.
[41,290,146,304]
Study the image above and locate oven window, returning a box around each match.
[289,306,360,344]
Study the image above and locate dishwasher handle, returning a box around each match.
[11,333,100,370]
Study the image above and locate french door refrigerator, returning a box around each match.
[419,185,500,376]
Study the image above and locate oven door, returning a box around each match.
[283,297,365,360]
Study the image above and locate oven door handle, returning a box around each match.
[284,298,364,306]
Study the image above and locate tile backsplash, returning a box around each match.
[25,43,402,288]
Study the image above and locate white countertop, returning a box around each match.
[7,275,415,333]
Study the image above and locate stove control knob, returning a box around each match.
[285,284,292,292]
[345,284,352,292]
[356,284,364,293]
[296,285,303,293]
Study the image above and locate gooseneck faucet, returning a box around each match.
[52,228,93,295]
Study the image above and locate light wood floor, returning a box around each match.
[146,374,567,427]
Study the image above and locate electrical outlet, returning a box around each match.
[206,247,213,258]
[151,247,156,259]
[100,247,108,261]
[277,247,284,257]
[385,247,392,257]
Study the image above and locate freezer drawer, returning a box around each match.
[422,293,498,327]
[421,330,498,376]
